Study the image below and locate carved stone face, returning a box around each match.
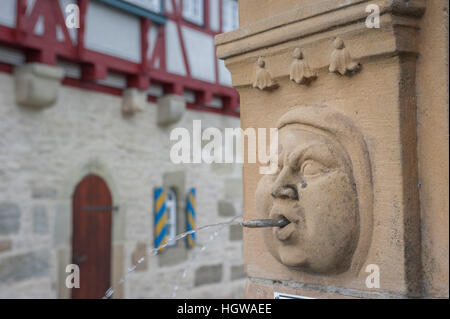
[255,124,359,274]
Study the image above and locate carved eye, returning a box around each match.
[301,160,326,177]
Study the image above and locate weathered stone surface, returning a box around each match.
[57,247,71,299]
[0,70,244,298]
[0,203,21,234]
[217,199,236,217]
[122,88,145,115]
[33,205,49,234]
[217,0,447,299]
[246,279,357,299]
[31,186,57,199]
[112,244,125,299]
[0,250,50,283]
[229,224,243,241]
[415,0,449,298]
[15,63,64,108]
[210,162,234,175]
[158,246,188,267]
[0,239,12,253]
[157,94,186,126]
[53,204,70,245]
[132,242,148,271]
[194,264,223,286]
[256,107,367,275]
[231,265,246,281]
[224,178,242,199]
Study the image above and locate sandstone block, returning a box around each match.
[14,63,64,108]
[0,203,21,235]
[194,264,223,286]
[157,94,186,126]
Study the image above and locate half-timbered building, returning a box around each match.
[0,0,244,299]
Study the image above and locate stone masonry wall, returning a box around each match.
[0,72,245,298]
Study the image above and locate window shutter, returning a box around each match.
[154,187,167,252]
[186,188,196,248]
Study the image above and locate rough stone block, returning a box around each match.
[0,250,50,283]
[112,245,125,299]
[158,246,188,267]
[231,264,246,280]
[194,264,223,286]
[0,239,12,253]
[131,242,148,271]
[217,199,236,217]
[14,63,64,108]
[0,203,21,235]
[246,279,358,299]
[57,247,71,299]
[224,178,242,200]
[53,204,70,246]
[157,94,186,126]
[31,186,57,199]
[210,162,234,175]
[229,224,243,241]
[122,88,146,115]
[163,171,186,192]
[33,205,49,234]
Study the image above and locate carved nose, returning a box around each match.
[271,184,299,200]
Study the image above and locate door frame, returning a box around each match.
[72,174,112,299]
[56,159,125,299]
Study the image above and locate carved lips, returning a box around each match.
[269,209,297,242]
[275,222,296,241]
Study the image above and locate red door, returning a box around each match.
[72,175,112,299]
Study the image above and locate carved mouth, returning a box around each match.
[270,210,295,226]
[274,216,291,228]
[272,213,295,241]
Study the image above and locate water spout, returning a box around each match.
[102,215,243,299]
[241,216,290,228]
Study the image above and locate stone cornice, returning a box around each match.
[215,0,425,60]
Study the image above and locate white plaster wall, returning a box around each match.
[0,0,16,28]
[181,27,216,83]
[218,59,232,86]
[222,0,239,32]
[147,23,160,60]
[164,0,173,13]
[166,20,187,76]
[26,0,36,15]
[85,1,141,63]
[209,0,220,32]
[0,72,244,299]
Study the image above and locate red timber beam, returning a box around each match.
[0,0,239,117]
[170,0,191,78]
[127,17,150,90]
[18,0,75,65]
[162,0,239,112]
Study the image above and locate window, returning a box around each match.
[182,0,204,26]
[222,0,238,32]
[122,0,162,13]
[165,188,177,246]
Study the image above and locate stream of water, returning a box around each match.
[103,215,243,299]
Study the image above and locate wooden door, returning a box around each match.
[72,175,112,299]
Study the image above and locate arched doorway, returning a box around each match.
[72,174,113,299]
